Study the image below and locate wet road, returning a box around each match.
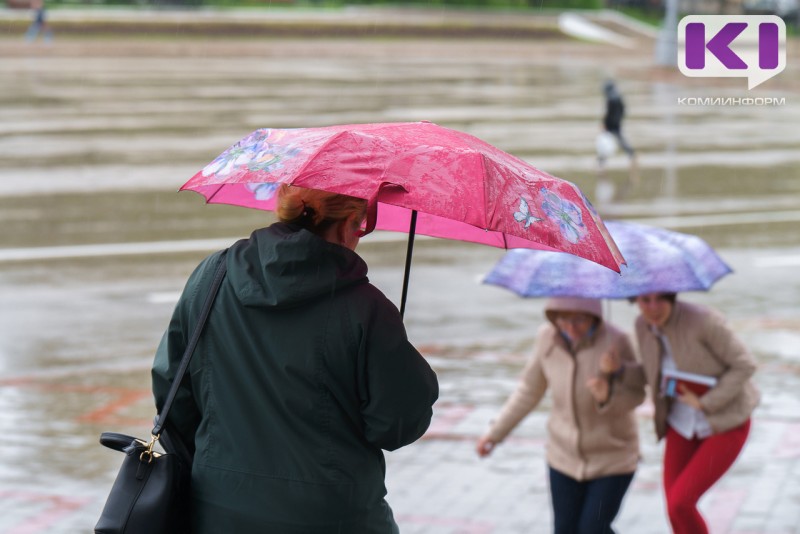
[1,10,799,532]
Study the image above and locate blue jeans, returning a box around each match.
[548,466,634,534]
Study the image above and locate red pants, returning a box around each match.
[663,419,750,534]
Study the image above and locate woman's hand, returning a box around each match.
[586,376,610,404]
[476,435,497,458]
[677,384,703,410]
[599,350,622,376]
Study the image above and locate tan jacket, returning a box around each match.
[487,313,645,481]
[635,300,760,441]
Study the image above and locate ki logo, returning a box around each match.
[678,15,786,89]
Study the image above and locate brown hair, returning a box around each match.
[276,184,367,237]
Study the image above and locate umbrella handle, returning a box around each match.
[399,210,418,318]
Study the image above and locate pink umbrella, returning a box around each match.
[181,121,624,315]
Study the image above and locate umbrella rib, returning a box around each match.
[205,185,223,204]
[479,153,491,233]
[286,130,359,195]
[478,153,509,249]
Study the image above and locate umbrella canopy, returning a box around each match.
[483,220,732,299]
[181,121,625,314]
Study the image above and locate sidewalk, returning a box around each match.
[1,356,796,533]
[387,394,800,533]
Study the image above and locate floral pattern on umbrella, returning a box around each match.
[202,130,303,178]
[540,187,588,244]
[246,183,281,201]
[513,198,542,229]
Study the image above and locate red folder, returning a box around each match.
[662,369,717,397]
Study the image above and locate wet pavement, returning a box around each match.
[1,7,800,533]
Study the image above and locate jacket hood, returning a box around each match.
[226,223,368,309]
[544,297,603,326]
[603,80,619,99]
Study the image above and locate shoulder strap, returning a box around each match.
[151,249,228,437]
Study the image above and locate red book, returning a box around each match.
[661,369,717,397]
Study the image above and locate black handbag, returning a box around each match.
[95,251,228,534]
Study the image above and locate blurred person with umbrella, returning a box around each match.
[159,121,623,532]
[476,297,646,534]
[152,184,439,533]
[632,291,760,534]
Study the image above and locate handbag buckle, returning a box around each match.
[139,434,160,464]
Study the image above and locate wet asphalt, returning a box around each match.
[1,7,799,533]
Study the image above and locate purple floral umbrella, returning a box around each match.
[483,220,732,299]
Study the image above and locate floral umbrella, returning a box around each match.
[181,121,624,315]
[483,220,732,299]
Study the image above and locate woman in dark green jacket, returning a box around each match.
[152,185,439,533]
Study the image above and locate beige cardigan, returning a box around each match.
[487,321,646,481]
[634,300,760,440]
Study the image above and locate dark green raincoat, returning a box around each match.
[152,223,439,533]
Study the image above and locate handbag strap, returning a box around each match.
[151,249,228,437]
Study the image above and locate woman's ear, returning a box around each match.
[338,214,362,250]
[335,219,348,245]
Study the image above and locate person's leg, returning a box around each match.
[664,420,751,534]
[575,472,635,534]
[549,466,586,534]
[38,9,53,43]
[611,130,635,157]
[663,426,699,496]
[663,426,702,533]
[609,129,639,189]
[25,20,41,41]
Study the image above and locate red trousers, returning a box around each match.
[663,419,751,534]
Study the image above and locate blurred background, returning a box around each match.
[1,1,799,532]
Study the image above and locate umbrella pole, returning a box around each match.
[400,210,418,318]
